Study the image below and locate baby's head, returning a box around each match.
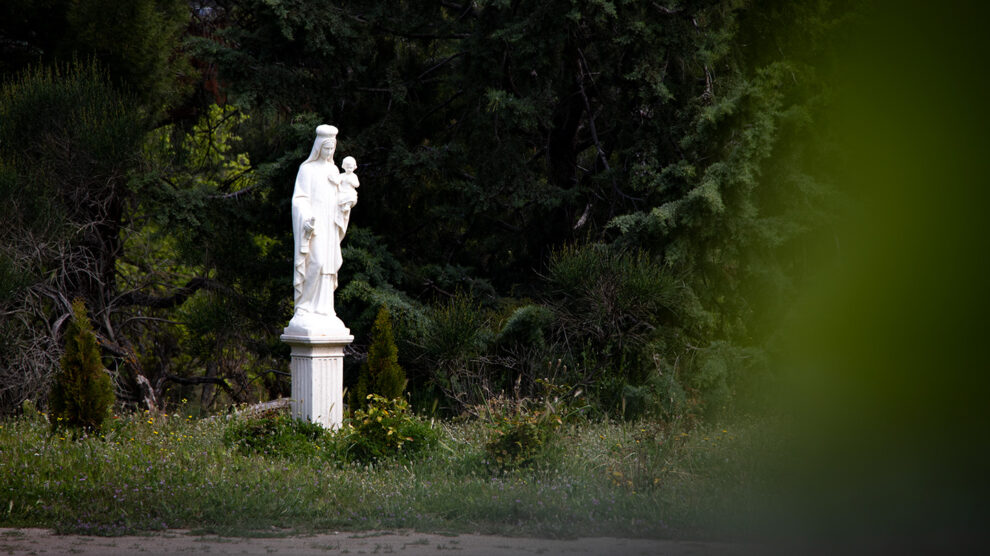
[342,156,357,173]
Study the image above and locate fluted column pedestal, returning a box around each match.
[280,331,353,430]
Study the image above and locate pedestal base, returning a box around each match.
[280,331,353,430]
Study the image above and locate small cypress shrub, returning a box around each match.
[49,299,114,432]
[350,305,405,411]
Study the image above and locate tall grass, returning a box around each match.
[0,407,780,538]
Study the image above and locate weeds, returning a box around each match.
[0,405,779,539]
[340,395,438,463]
[223,413,330,459]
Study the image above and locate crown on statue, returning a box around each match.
[315,124,338,138]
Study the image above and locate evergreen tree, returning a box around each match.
[0,0,191,110]
[351,305,406,411]
[0,0,850,416]
[49,299,114,432]
[183,0,848,416]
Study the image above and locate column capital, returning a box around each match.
[280,332,354,346]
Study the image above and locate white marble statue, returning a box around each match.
[286,125,358,335]
[337,156,359,237]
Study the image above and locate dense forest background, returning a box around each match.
[0,0,847,419]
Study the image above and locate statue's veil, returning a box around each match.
[302,125,338,164]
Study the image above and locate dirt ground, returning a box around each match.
[0,528,759,555]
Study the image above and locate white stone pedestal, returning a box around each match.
[280,331,353,430]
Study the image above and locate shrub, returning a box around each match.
[340,394,437,463]
[482,381,583,470]
[349,305,406,411]
[485,410,557,470]
[546,243,711,418]
[49,299,114,433]
[418,295,494,410]
[223,413,330,459]
[496,304,554,348]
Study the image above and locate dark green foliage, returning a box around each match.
[66,0,191,108]
[0,0,191,109]
[340,395,438,463]
[186,0,841,420]
[349,306,406,411]
[348,373,368,417]
[416,295,495,410]
[496,305,554,349]
[0,253,30,304]
[0,0,846,422]
[0,60,148,411]
[545,244,704,415]
[49,299,114,432]
[223,413,330,459]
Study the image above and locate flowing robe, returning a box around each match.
[292,160,343,317]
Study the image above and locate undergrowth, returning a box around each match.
[0,403,780,538]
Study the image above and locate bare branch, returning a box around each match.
[115,277,216,310]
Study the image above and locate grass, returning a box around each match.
[0,406,782,539]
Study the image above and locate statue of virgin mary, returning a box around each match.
[286,124,353,335]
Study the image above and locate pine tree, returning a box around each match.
[351,305,406,412]
[49,299,115,432]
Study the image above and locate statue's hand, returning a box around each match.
[303,218,315,233]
